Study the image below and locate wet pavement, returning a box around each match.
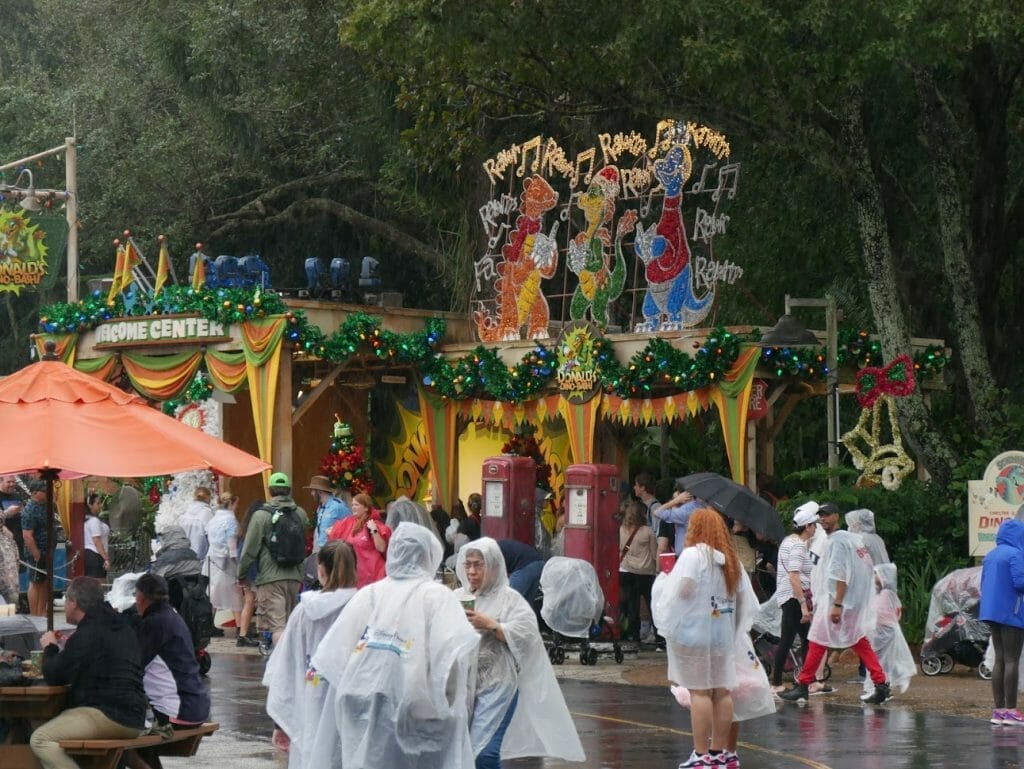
[173,650,1022,769]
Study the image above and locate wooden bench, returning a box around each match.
[57,721,219,769]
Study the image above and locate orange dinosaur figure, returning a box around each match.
[475,175,560,341]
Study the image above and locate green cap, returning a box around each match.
[269,472,290,488]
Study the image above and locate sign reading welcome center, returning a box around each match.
[94,314,230,348]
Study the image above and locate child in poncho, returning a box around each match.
[861,563,916,700]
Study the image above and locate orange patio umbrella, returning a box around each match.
[0,355,270,628]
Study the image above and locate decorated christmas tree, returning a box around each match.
[319,416,375,496]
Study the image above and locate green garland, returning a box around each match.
[39,289,951,404]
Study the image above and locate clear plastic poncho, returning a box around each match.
[669,631,776,722]
[862,564,915,696]
[752,590,783,637]
[453,539,584,763]
[922,566,985,655]
[263,587,357,769]
[652,543,759,690]
[807,530,877,648]
[539,557,604,638]
[846,508,890,566]
[309,523,480,769]
[385,496,441,543]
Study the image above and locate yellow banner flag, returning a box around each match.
[154,237,170,297]
[120,239,142,292]
[191,253,206,290]
[106,243,126,303]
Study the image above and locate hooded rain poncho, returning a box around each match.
[264,586,357,769]
[310,523,480,769]
[652,543,759,690]
[453,538,584,763]
[845,508,890,567]
[807,530,876,648]
[863,564,915,696]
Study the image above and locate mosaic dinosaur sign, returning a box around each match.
[472,120,742,342]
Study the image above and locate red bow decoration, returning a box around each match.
[855,354,916,408]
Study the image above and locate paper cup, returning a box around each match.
[459,597,475,611]
[659,552,677,574]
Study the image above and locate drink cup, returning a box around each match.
[460,596,475,612]
[659,552,677,574]
[30,650,43,675]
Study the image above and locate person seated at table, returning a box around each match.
[125,573,210,769]
[32,576,147,769]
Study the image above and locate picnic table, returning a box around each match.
[0,684,69,769]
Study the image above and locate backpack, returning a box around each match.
[178,576,214,650]
[264,504,307,567]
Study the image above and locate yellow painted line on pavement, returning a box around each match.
[571,711,833,769]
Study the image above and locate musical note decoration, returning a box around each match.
[472,120,744,342]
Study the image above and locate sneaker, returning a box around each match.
[1003,709,1024,725]
[721,750,740,769]
[779,683,809,703]
[992,709,1008,725]
[236,635,260,648]
[704,753,729,766]
[679,750,710,768]
[862,681,892,705]
[809,683,835,696]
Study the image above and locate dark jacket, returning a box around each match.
[980,519,1024,628]
[136,600,210,723]
[42,604,147,729]
[497,538,544,574]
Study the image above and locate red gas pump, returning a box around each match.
[481,455,536,545]
[563,463,622,624]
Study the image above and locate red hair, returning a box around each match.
[685,507,742,595]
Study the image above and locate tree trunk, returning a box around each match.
[913,66,999,434]
[838,90,957,486]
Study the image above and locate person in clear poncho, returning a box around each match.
[309,522,480,769]
[651,508,759,769]
[263,541,358,769]
[861,563,915,700]
[780,530,892,705]
[845,508,890,567]
[385,496,442,543]
[453,538,584,768]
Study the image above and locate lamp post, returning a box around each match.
[0,137,79,302]
[760,295,841,491]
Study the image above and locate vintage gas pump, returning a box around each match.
[563,463,622,623]
[481,455,537,544]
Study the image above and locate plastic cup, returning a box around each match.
[460,596,475,612]
[659,552,677,574]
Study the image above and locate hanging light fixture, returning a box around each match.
[758,313,819,347]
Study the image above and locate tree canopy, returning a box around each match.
[2,0,1023,484]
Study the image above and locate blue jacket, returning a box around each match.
[980,519,1024,628]
[136,600,211,723]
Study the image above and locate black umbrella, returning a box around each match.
[678,472,785,541]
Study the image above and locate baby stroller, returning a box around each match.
[750,591,830,683]
[920,565,990,679]
[539,557,626,666]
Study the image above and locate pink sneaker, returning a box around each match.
[1002,709,1024,725]
[992,709,1007,725]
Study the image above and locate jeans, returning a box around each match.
[508,561,544,606]
[31,707,143,769]
[474,690,518,769]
